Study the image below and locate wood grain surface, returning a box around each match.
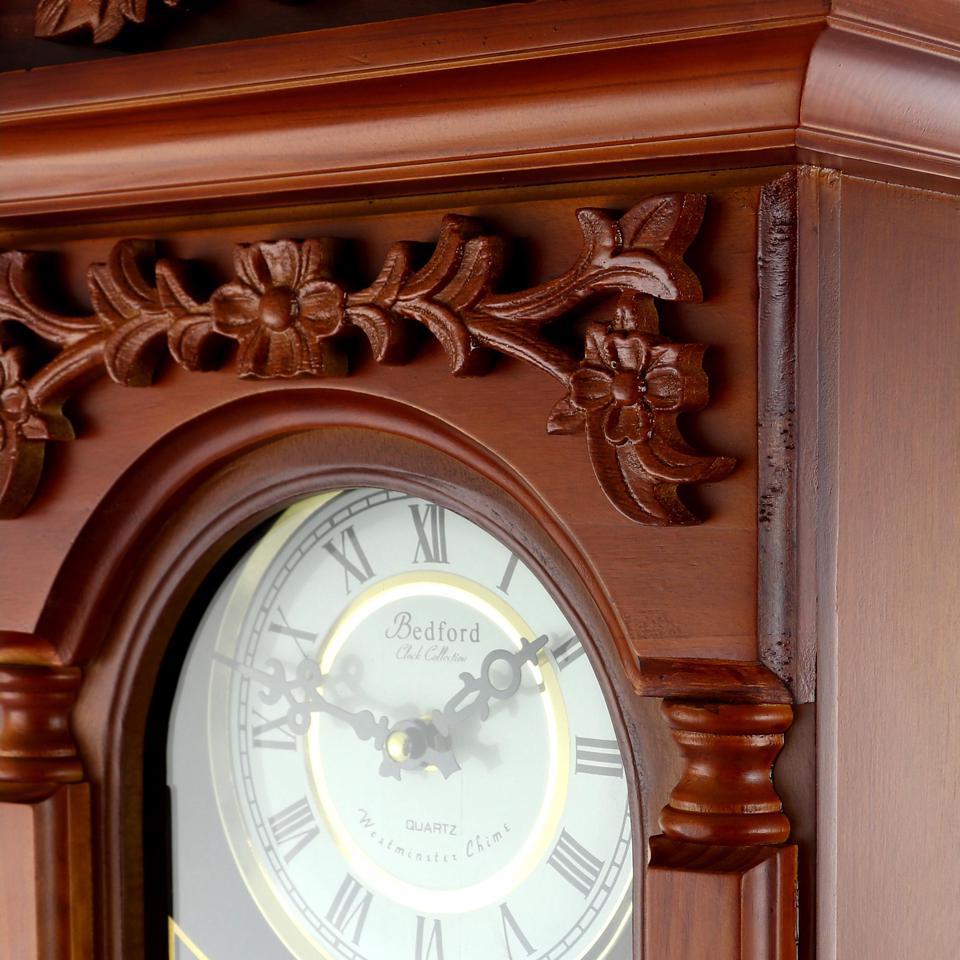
[0,2,820,222]
[0,173,766,668]
[812,173,960,960]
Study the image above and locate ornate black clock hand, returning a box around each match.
[214,652,391,748]
[376,635,549,781]
[431,634,549,737]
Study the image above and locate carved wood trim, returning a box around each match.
[0,193,733,526]
[657,699,792,846]
[0,663,83,802]
[35,0,183,43]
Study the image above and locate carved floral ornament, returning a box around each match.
[0,193,734,526]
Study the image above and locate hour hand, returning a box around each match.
[217,653,391,749]
[431,634,549,737]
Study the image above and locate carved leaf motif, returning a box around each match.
[0,252,100,345]
[88,241,172,386]
[158,263,221,372]
[393,217,501,375]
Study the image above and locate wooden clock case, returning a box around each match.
[2,2,959,959]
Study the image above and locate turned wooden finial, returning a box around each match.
[0,664,84,801]
[658,699,792,846]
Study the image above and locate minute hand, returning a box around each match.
[430,635,549,737]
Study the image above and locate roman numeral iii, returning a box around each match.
[548,829,605,896]
[410,504,449,564]
[574,737,624,778]
[327,875,372,945]
[323,526,375,592]
[268,796,320,864]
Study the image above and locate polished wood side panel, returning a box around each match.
[829,176,960,959]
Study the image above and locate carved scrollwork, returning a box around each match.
[35,0,183,44]
[0,193,733,524]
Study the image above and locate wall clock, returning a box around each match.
[166,487,633,959]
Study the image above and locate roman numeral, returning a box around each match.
[498,552,520,594]
[552,634,585,671]
[499,903,534,958]
[410,504,449,564]
[326,874,372,945]
[252,707,297,751]
[574,737,624,778]
[269,608,318,657]
[415,917,444,960]
[323,527,375,592]
[547,829,604,897]
[268,797,319,864]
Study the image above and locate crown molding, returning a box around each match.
[1,0,959,225]
[0,0,822,223]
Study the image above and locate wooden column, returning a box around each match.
[0,659,91,959]
[645,700,798,960]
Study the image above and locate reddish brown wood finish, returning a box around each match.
[0,177,763,665]
[657,700,792,846]
[645,839,798,960]
[0,664,83,802]
[795,167,960,960]
[0,4,821,222]
[0,194,732,525]
[0,785,93,960]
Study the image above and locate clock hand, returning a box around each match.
[376,635,548,781]
[213,652,391,748]
[431,634,549,738]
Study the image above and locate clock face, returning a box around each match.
[167,488,633,960]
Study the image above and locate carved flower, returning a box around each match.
[0,345,51,453]
[549,324,704,443]
[211,239,348,378]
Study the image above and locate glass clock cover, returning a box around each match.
[167,488,633,959]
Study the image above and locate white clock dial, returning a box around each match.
[169,488,633,960]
